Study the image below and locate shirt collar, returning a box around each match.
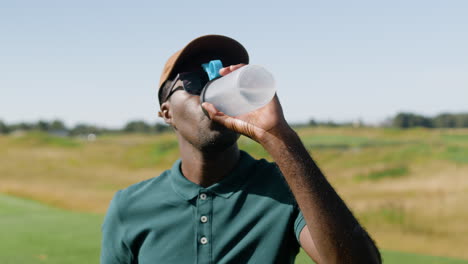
[170,150,256,201]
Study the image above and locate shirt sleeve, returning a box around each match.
[100,190,133,264]
[293,207,307,246]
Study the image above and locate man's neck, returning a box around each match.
[179,140,241,188]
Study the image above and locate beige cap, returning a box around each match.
[157,35,249,102]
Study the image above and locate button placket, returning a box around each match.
[196,190,213,263]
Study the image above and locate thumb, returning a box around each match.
[201,102,225,119]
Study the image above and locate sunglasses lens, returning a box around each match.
[179,72,208,96]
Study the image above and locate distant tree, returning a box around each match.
[433,113,456,128]
[9,122,34,131]
[36,120,50,131]
[454,114,468,128]
[70,124,101,136]
[49,120,67,131]
[392,112,468,128]
[154,123,170,133]
[100,128,121,134]
[123,120,152,133]
[0,120,10,134]
[434,113,468,128]
[414,114,432,128]
[393,113,432,128]
[394,113,411,128]
[324,120,339,127]
[308,119,318,127]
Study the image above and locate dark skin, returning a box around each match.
[159,64,381,264]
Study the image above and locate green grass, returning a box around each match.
[295,250,468,264]
[442,145,468,163]
[441,133,468,143]
[1,194,467,264]
[0,194,102,264]
[11,131,81,148]
[125,138,179,168]
[1,128,468,260]
[380,251,468,264]
[355,166,409,181]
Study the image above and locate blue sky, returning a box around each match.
[1,0,467,128]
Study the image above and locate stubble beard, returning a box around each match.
[196,120,240,153]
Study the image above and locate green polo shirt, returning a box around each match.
[101,151,306,264]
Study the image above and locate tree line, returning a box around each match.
[0,119,171,135]
[392,112,468,128]
[1,112,467,135]
[305,112,468,128]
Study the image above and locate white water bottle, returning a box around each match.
[200,65,276,116]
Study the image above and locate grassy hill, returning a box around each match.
[1,127,467,262]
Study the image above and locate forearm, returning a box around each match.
[262,128,381,264]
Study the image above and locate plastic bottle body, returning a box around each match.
[200,65,276,116]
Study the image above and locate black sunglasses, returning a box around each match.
[162,71,211,103]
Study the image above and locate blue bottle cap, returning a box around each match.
[201,60,223,81]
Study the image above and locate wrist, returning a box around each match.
[259,124,299,151]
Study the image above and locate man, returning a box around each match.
[101,35,381,264]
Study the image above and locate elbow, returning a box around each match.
[319,241,381,264]
[367,240,382,264]
[349,238,382,264]
[349,226,382,264]
[363,232,382,264]
[334,237,382,264]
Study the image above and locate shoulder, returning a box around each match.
[245,154,296,205]
[112,169,172,212]
[250,156,285,184]
[124,170,171,195]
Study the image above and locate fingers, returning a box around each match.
[219,63,247,76]
[230,64,245,71]
[202,102,231,126]
[202,102,254,137]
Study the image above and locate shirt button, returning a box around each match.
[200,237,208,245]
[200,193,207,200]
[200,216,208,223]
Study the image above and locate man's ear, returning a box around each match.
[158,102,173,125]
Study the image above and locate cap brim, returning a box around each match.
[158,35,249,89]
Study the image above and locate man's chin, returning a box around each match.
[199,128,239,153]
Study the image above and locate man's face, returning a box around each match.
[161,86,240,152]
